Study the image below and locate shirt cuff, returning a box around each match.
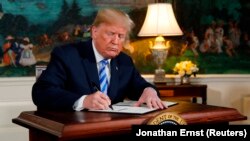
[145,87,157,93]
[73,95,87,111]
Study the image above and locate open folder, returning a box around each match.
[88,100,178,114]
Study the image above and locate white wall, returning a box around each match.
[0,77,36,141]
[0,75,250,141]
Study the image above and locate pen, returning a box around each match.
[92,82,113,110]
[109,104,114,110]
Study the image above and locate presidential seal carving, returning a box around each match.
[147,112,187,125]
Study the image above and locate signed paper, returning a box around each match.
[89,100,178,114]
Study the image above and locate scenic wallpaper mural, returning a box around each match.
[0,0,250,77]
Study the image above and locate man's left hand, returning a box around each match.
[134,87,167,109]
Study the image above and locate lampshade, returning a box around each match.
[138,3,183,36]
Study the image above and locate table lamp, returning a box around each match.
[138,3,183,83]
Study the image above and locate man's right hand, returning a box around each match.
[83,91,111,110]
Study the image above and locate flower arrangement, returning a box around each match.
[173,60,199,77]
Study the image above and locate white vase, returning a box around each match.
[181,76,191,85]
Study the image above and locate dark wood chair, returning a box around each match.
[35,65,47,80]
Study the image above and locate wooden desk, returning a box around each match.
[155,83,207,104]
[12,102,246,141]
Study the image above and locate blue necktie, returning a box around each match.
[99,59,109,95]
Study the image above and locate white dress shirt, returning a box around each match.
[73,41,110,111]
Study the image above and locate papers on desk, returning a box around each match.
[88,100,178,114]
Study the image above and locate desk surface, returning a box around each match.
[156,83,207,87]
[12,102,247,140]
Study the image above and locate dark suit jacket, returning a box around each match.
[32,39,159,110]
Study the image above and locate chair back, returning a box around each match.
[35,65,47,80]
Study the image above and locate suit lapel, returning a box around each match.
[82,58,100,89]
[108,59,119,100]
[78,40,100,90]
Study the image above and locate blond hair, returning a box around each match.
[92,8,134,41]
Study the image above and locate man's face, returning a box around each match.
[91,23,127,58]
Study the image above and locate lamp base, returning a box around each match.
[153,69,166,83]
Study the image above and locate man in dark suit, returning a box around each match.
[32,8,166,111]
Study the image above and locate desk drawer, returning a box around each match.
[159,90,174,97]
[156,84,207,104]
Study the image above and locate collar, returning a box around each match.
[92,40,111,64]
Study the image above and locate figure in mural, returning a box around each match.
[38,34,53,48]
[54,31,72,47]
[185,29,199,57]
[19,37,37,66]
[0,45,2,64]
[241,32,250,54]
[214,20,224,53]
[10,37,23,66]
[223,35,237,57]
[73,24,83,37]
[2,35,16,67]
[200,21,216,53]
[228,20,241,49]
[199,21,223,54]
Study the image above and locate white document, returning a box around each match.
[88,100,178,114]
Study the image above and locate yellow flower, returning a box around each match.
[173,60,199,77]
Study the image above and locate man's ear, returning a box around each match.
[91,26,97,38]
